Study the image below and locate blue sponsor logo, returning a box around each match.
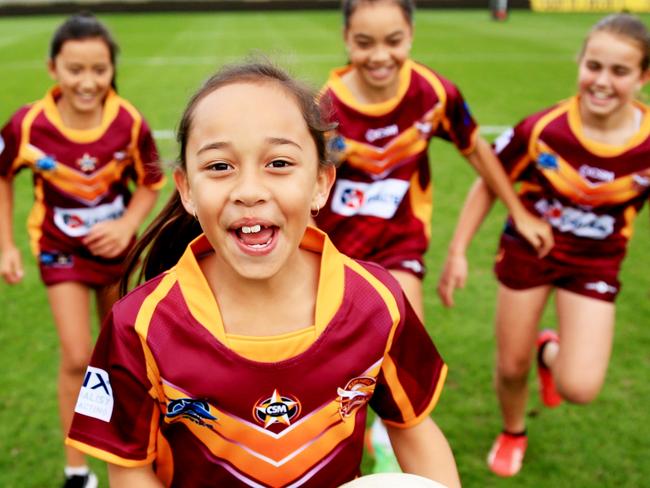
[537,152,558,170]
[39,251,72,267]
[165,398,216,427]
[36,155,56,171]
[462,102,473,126]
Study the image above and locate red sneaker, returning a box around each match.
[487,432,528,477]
[537,329,562,408]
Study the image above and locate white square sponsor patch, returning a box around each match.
[330,178,409,219]
[0,135,5,156]
[74,366,114,422]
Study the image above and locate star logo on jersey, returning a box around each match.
[77,153,98,173]
[336,376,376,419]
[254,389,301,428]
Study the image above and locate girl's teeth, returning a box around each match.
[241,224,262,234]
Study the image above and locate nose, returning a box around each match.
[594,69,611,87]
[369,44,391,63]
[229,165,270,206]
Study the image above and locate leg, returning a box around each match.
[46,282,93,467]
[488,284,551,476]
[546,290,615,404]
[389,270,424,321]
[95,281,120,323]
[494,284,552,432]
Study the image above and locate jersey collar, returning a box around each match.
[174,226,346,348]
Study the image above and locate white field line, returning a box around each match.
[153,125,509,141]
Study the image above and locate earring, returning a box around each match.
[310,204,320,218]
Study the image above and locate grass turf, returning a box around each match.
[0,9,648,487]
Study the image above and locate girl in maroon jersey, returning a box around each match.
[0,13,164,487]
[437,13,650,477]
[317,0,553,471]
[67,61,461,488]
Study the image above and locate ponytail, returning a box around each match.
[119,191,201,297]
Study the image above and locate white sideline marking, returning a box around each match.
[154,126,510,140]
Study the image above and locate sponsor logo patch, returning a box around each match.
[365,124,399,143]
[74,366,113,422]
[0,134,5,156]
[534,198,614,239]
[336,376,376,419]
[39,251,73,268]
[331,178,409,219]
[254,389,300,429]
[578,164,614,184]
[53,195,125,238]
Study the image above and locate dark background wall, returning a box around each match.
[0,0,530,16]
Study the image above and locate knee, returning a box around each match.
[497,355,533,383]
[556,375,603,405]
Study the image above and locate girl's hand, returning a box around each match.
[0,246,24,284]
[512,210,554,258]
[437,252,468,308]
[83,218,136,259]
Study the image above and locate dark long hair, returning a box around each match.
[50,12,119,90]
[120,61,335,296]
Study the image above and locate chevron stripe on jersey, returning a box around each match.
[67,228,447,487]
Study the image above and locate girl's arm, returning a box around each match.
[108,464,163,488]
[0,176,23,284]
[83,186,160,258]
[388,417,461,488]
[465,136,553,257]
[437,177,495,307]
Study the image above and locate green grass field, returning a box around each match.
[0,9,649,487]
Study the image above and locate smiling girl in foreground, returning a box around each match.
[437,13,650,477]
[66,62,461,488]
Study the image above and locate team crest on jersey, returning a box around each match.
[253,389,301,429]
[336,376,376,419]
[165,398,217,428]
[537,152,558,170]
[36,155,57,171]
[77,153,98,173]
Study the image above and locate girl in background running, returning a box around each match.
[438,13,650,477]
[0,13,164,487]
[316,0,552,471]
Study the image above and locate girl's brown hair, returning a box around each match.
[582,13,650,70]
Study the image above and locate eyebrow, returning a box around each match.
[196,137,302,155]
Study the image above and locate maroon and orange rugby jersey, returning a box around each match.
[67,228,447,487]
[0,87,165,257]
[315,59,478,267]
[495,96,650,268]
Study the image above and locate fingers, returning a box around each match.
[536,226,555,258]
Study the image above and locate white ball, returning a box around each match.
[339,473,448,488]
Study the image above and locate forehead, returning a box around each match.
[347,1,411,31]
[189,81,311,143]
[57,37,112,61]
[583,31,644,66]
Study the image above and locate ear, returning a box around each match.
[641,68,650,86]
[173,168,196,217]
[312,165,336,212]
[47,59,58,82]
